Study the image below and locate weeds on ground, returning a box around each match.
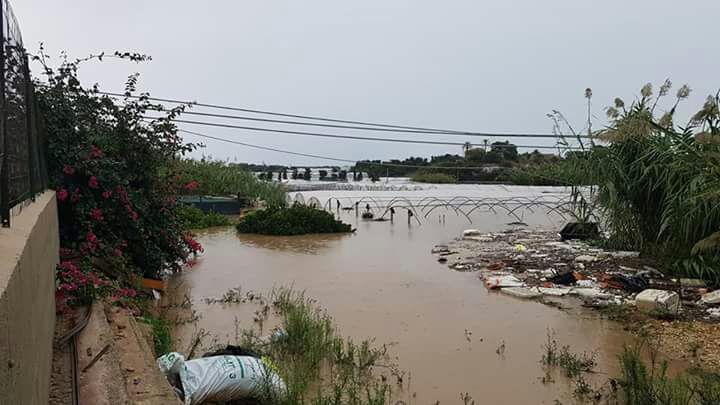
[235,287,394,405]
[140,314,172,356]
[618,341,720,405]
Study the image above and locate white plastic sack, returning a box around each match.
[157,352,285,405]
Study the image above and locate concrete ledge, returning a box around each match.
[0,191,59,405]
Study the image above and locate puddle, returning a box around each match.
[169,185,650,403]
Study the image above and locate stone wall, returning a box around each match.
[0,192,59,404]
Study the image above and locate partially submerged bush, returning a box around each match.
[237,204,352,235]
[176,204,233,229]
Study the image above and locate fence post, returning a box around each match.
[23,54,36,201]
[0,1,10,227]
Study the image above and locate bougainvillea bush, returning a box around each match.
[33,50,202,307]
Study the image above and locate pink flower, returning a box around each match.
[113,248,123,257]
[89,208,104,221]
[88,176,99,189]
[90,145,103,159]
[102,190,112,199]
[86,231,98,246]
[71,188,81,203]
[130,211,139,221]
[63,165,75,175]
[184,180,200,191]
[57,188,69,202]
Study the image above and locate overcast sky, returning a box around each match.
[13,0,720,165]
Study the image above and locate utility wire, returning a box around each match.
[102,90,591,139]
[178,128,571,170]
[149,109,580,139]
[148,116,577,149]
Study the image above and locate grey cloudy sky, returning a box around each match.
[13,0,720,165]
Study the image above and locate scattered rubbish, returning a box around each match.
[538,287,571,297]
[487,262,505,271]
[548,271,576,286]
[575,279,596,288]
[600,273,649,293]
[438,257,448,263]
[701,290,720,306]
[559,222,599,241]
[707,308,720,319]
[483,274,524,289]
[463,229,482,237]
[678,278,706,288]
[515,244,527,252]
[431,245,449,254]
[608,251,640,259]
[507,221,528,226]
[501,287,542,299]
[574,255,597,263]
[157,352,285,405]
[361,212,374,220]
[572,288,614,300]
[635,289,680,313]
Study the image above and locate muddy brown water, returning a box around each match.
[169,186,646,404]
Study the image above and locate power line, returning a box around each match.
[148,116,577,149]
[177,128,570,170]
[178,129,355,163]
[102,90,591,139]
[148,108,579,139]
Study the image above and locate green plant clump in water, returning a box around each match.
[238,287,391,405]
[176,204,233,229]
[237,204,352,235]
[410,172,457,184]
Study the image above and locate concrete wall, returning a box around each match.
[0,192,59,405]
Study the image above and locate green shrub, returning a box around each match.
[237,204,352,235]
[410,172,456,183]
[176,204,233,229]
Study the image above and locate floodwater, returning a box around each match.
[169,185,640,404]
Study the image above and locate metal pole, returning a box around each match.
[0,1,10,227]
[24,54,36,201]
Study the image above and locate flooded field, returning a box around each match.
[170,185,642,403]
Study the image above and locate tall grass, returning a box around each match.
[549,83,720,282]
[592,87,720,282]
[174,159,287,208]
[618,341,720,405]
[239,287,392,405]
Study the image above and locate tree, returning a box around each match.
[319,170,328,180]
[291,168,298,180]
[339,170,348,181]
[35,50,201,296]
[303,168,311,181]
[491,141,518,161]
[282,169,288,180]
